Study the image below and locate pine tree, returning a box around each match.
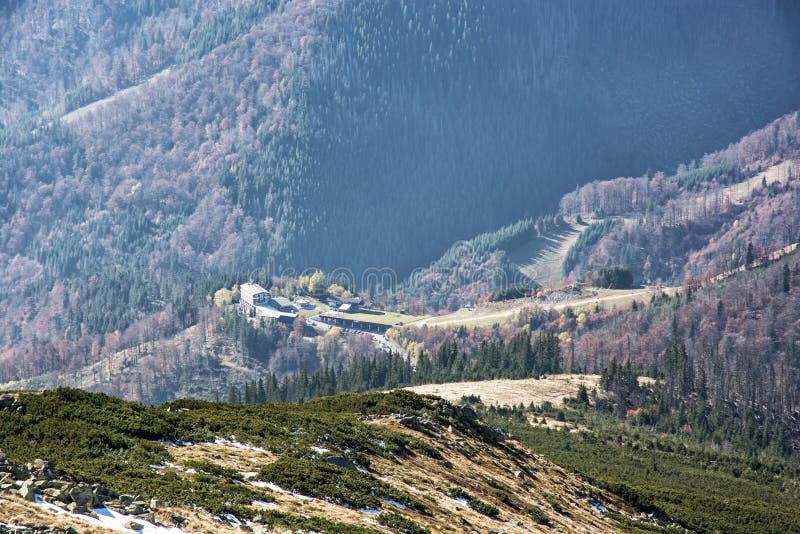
[783,264,791,293]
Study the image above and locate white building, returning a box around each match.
[240,282,270,314]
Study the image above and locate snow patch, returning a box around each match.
[310,446,330,454]
[34,495,65,514]
[222,513,241,527]
[590,501,608,513]
[252,500,278,510]
[258,482,311,500]
[264,482,287,493]
[157,439,192,447]
[0,523,28,531]
[383,497,407,510]
[358,507,380,515]
[33,494,182,533]
[249,480,270,488]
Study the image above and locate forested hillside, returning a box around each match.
[558,112,800,286]
[395,248,800,459]
[2,0,800,285]
[411,110,800,307]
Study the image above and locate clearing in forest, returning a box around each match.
[506,218,587,290]
[404,374,602,408]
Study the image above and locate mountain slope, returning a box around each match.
[0,389,657,533]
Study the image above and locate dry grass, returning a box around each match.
[0,494,117,533]
[404,374,602,408]
[365,417,625,533]
[163,440,391,532]
[167,440,277,473]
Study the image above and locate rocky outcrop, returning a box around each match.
[0,448,155,522]
[388,396,506,444]
[0,395,24,415]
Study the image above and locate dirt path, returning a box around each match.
[420,286,669,327]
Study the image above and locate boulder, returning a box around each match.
[324,456,358,470]
[10,464,30,479]
[19,479,36,501]
[0,395,18,411]
[92,484,115,505]
[32,458,55,480]
[41,487,68,502]
[125,521,145,531]
[129,499,149,515]
[68,484,93,511]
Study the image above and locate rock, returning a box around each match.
[171,514,187,526]
[0,395,18,410]
[324,456,358,470]
[93,484,116,501]
[30,459,55,480]
[150,497,162,510]
[68,484,93,511]
[514,470,524,479]
[10,464,29,479]
[399,415,421,429]
[129,499,149,515]
[19,479,36,501]
[125,521,145,530]
[440,460,454,469]
[41,487,67,502]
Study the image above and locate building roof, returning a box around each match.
[240,282,269,296]
[338,303,353,312]
[255,307,298,320]
[270,296,293,309]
